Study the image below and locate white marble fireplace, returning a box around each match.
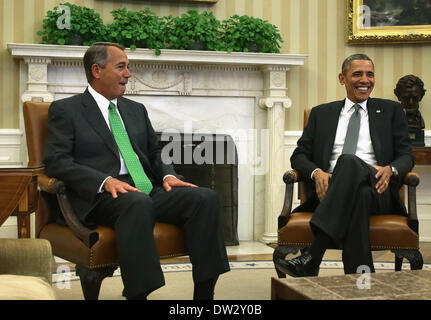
[8,43,307,243]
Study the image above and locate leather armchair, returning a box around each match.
[273,109,423,278]
[23,101,188,299]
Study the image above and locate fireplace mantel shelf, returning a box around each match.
[8,43,307,68]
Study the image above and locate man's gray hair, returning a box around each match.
[341,53,374,75]
[83,42,126,83]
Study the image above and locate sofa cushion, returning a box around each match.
[0,275,55,300]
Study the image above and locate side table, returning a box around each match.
[271,270,431,300]
[0,167,43,238]
[413,146,431,165]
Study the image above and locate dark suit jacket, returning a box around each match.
[290,98,415,215]
[43,89,177,223]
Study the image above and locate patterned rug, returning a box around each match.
[51,260,431,300]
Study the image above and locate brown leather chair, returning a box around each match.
[23,101,188,299]
[273,108,423,277]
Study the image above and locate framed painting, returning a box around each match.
[346,0,431,44]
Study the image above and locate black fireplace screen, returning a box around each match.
[157,132,239,246]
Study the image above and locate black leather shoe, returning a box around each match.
[275,253,319,277]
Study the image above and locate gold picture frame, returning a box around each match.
[346,0,431,44]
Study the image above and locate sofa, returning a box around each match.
[0,238,55,300]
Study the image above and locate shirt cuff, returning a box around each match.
[163,174,176,181]
[98,176,111,193]
[311,168,321,180]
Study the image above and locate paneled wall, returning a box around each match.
[1,0,431,130]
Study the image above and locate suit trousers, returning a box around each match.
[87,176,230,299]
[310,154,395,274]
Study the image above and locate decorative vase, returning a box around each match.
[69,33,83,45]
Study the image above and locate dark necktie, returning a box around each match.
[108,102,153,194]
[341,104,361,155]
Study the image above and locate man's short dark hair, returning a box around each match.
[341,53,374,75]
[83,42,126,83]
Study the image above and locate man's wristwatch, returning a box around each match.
[391,166,398,176]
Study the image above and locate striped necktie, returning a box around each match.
[108,102,153,194]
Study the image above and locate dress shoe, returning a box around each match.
[275,252,319,277]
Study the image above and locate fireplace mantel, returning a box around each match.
[8,43,307,66]
[8,43,307,243]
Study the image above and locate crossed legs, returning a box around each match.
[276,154,394,277]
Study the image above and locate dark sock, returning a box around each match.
[307,229,331,267]
[193,276,219,300]
[126,292,148,300]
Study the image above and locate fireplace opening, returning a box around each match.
[157,132,239,246]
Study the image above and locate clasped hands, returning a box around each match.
[312,165,393,201]
[103,176,197,199]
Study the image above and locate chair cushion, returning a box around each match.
[40,224,117,268]
[0,275,55,300]
[369,215,419,249]
[278,212,419,250]
[154,223,188,258]
[278,212,315,247]
[40,222,187,268]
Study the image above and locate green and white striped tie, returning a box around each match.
[108,102,153,194]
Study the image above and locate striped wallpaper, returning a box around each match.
[1,0,431,130]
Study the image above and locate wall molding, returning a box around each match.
[0,129,24,167]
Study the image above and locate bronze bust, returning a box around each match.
[394,74,426,130]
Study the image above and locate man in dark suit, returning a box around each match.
[275,53,414,277]
[43,42,230,299]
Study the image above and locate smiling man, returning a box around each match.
[275,53,414,277]
[43,42,230,299]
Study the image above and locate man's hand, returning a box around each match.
[163,176,198,192]
[312,169,332,201]
[103,177,140,199]
[371,165,393,194]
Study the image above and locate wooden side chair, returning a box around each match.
[273,108,423,278]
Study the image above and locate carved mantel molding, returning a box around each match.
[8,43,308,242]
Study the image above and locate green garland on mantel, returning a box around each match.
[37,2,283,56]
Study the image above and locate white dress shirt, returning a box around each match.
[327,98,377,173]
[311,98,377,179]
[88,85,129,175]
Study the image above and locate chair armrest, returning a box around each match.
[0,239,53,285]
[278,170,300,229]
[54,180,99,248]
[404,171,420,187]
[38,173,57,194]
[283,169,300,184]
[403,171,420,233]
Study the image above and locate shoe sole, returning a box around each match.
[275,263,319,278]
